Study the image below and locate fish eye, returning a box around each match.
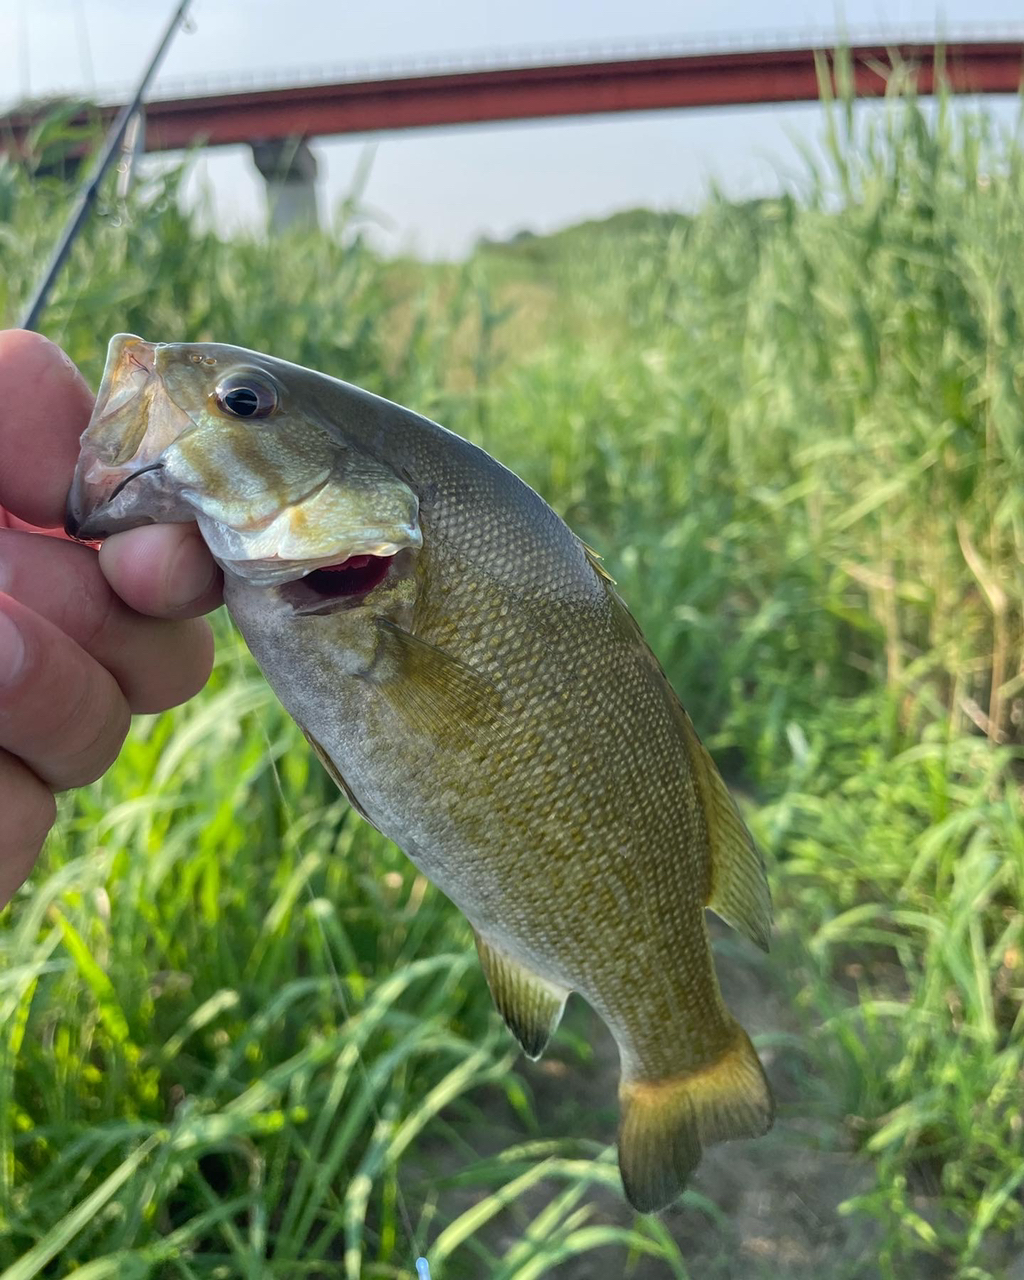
[213,371,279,419]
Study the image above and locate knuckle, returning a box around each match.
[25,654,130,791]
[22,789,57,852]
[53,682,129,789]
[0,756,56,857]
[127,618,213,715]
[73,557,121,656]
[10,330,57,363]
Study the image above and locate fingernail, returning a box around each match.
[0,609,25,687]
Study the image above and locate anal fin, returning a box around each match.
[473,932,569,1060]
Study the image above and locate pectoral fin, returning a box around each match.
[372,617,509,748]
[680,713,772,952]
[474,932,569,1060]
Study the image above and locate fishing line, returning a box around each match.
[234,636,429,1272]
[19,0,193,332]
[17,1,31,102]
[73,0,96,93]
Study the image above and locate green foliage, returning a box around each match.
[3,69,1024,1276]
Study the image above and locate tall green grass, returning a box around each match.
[2,68,1024,1276]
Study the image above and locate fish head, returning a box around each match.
[66,334,422,591]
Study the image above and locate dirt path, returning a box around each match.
[509,923,884,1279]
[409,917,946,1277]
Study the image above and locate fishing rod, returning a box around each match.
[19,0,193,332]
[19,9,439,1271]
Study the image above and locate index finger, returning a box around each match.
[0,330,95,528]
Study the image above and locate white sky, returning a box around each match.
[3,1,1024,256]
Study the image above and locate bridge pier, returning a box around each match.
[250,138,319,234]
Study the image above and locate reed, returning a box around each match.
[2,69,1023,1275]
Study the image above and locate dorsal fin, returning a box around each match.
[679,712,772,952]
[579,539,617,584]
[473,932,569,1060]
[588,569,773,953]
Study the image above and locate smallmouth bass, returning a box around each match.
[66,334,775,1212]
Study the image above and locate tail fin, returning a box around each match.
[618,1022,774,1213]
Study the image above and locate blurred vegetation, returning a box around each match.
[2,64,1024,1279]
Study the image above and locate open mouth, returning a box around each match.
[305,553,392,598]
[279,551,398,613]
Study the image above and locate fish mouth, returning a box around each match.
[66,334,195,540]
[66,460,167,539]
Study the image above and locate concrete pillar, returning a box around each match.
[250,138,319,234]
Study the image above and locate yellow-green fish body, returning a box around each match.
[67,334,775,1212]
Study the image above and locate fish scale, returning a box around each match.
[67,332,777,1214]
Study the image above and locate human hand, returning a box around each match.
[0,330,223,907]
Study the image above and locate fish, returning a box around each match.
[66,333,775,1213]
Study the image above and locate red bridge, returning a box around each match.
[5,39,1021,233]
[3,40,1022,155]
